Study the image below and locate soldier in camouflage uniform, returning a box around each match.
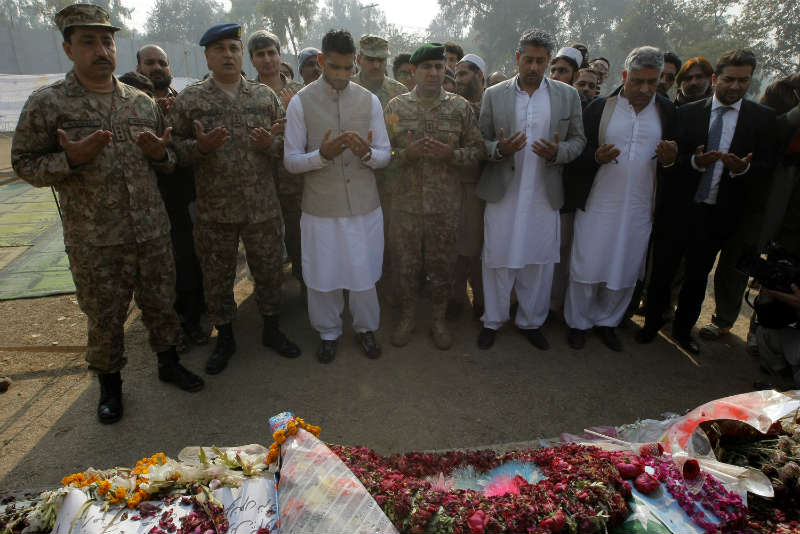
[352,35,409,107]
[384,43,486,350]
[247,30,306,287]
[11,4,204,425]
[352,35,409,304]
[169,23,300,375]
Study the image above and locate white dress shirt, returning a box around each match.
[691,95,747,205]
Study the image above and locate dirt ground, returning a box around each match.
[0,259,773,495]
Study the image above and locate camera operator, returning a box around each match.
[756,283,800,389]
[749,73,800,388]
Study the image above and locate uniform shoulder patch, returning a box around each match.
[31,78,65,96]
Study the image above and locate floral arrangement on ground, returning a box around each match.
[331,441,747,534]
[703,417,800,534]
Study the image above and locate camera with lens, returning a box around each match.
[737,242,800,293]
[737,242,800,328]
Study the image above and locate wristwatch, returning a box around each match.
[360,148,373,162]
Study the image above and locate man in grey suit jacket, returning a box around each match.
[475,29,586,351]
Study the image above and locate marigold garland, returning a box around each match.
[265,416,321,466]
[61,452,166,509]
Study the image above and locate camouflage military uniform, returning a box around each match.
[351,73,408,108]
[11,71,181,373]
[169,76,285,325]
[352,73,409,296]
[384,88,486,309]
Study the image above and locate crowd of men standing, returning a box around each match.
[10,4,800,424]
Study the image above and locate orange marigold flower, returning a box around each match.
[152,453,167,465]
[97,480,112,496]
[114,487,127,500]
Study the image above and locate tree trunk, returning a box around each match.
[286,22,299,56]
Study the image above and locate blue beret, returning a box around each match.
[199,23,242,46]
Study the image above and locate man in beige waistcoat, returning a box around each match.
[284,30,392,363]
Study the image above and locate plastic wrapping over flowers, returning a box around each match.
[270,412,397,534]
[657,390,800,458]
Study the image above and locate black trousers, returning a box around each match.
[645,203,728,336]
[159,172,206,325]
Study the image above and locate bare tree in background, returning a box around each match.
[304,0,420,59]
[732,0,800,77]
[146,0,223,45]
[252,0,316,55]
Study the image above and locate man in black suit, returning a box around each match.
[637,49,777,353]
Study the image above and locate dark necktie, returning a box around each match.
[694,105,734,203]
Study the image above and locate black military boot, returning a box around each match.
[157,347,204,392]
[262,315,301,358]
[205,323,236,374]
[97,372,123,424]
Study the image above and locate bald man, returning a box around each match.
[137,43,208,351]
[487,71,507,87]
[136,45,174,100]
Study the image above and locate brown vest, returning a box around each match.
[298,79,379,217]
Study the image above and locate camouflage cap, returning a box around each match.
[359,35,389,59]
[54,4,121,35]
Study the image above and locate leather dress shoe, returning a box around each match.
[597,326,623,352]
[635,325,659,344]
[673,332,700,354]
[521,328,550,350]
[567,328,586,349]
[317,339,339,364]
[97,372,123,424]
[477,327,496,349]
[356,331,381,359]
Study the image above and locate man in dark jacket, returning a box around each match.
[638,49,778,354]
[563,46,678,352]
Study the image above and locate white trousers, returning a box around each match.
[564,281,635,330]
[307,287,380,340]
[481,262,554,330]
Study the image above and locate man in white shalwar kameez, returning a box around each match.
[284,30,391,363]
[475,29,586,351]
[564,46,678,351]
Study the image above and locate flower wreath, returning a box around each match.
[331,443,633,534]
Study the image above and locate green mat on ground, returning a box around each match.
[0,182,74,300]
[0,182,59,246]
